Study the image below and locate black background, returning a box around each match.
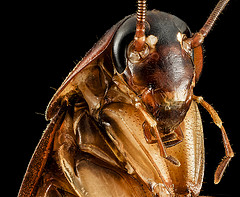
[5,0,239,196]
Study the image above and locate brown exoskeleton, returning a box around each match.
[18,0,234,196]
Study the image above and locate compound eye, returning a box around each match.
[112,18,137,74]
[112,12,150,74]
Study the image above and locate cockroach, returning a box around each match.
[18,0,234,196]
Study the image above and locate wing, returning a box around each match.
[18,16,130,197]
[18,107,66,197]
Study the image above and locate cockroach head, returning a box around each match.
[112,0,229,132]
[112,10,195,132]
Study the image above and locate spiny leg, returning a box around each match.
[193,95,234,184]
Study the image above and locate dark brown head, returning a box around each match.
[112,10,196,132]
[112,0,228,133]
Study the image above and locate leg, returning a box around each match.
[193,95,234,184]
[143,121,157,144]
[136,102,180,166]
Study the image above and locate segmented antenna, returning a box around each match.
[200,0,230,37]
[136,0,147,23]
[186,0,230,48]
[134,0,147,52]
